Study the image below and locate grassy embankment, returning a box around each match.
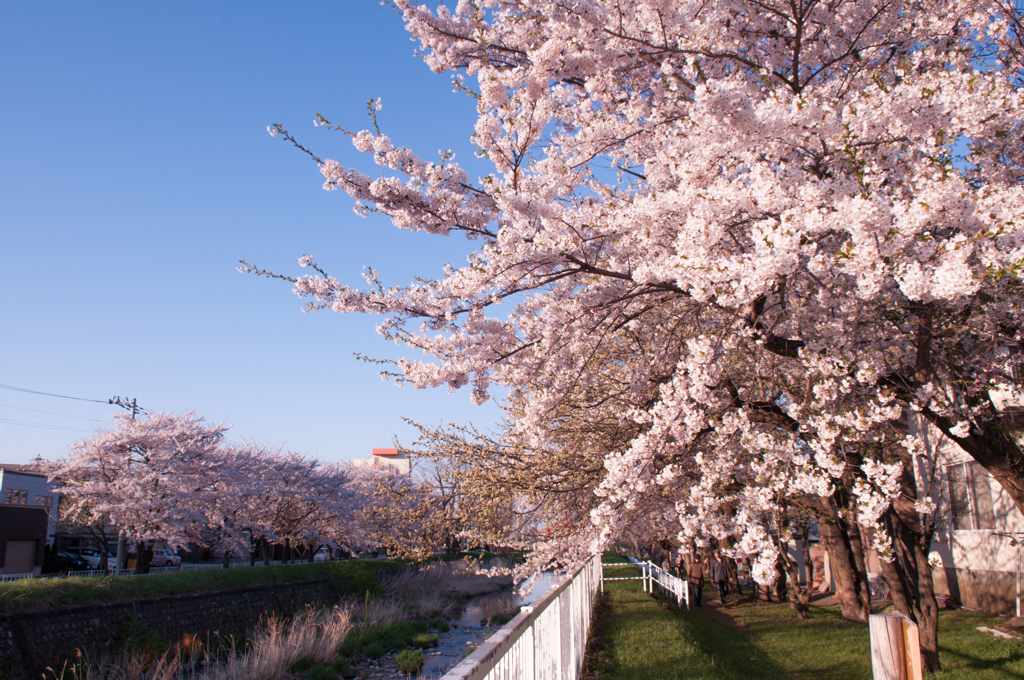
[586,554,1024,680]
[0,560,398,613]
[26,556,505,680]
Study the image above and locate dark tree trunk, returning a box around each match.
[912,538,941,672]
[878,547,914,614]
[818,517,870,621]
[778,536,810,619]
[134,541,151,575]
[800,522,814,592]
[222,550,232,569]
[774,556,788,602]
[876,435,942,673]
[727,556,744,595]
[845,514,873,617]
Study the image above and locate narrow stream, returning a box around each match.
[419,573,558,678]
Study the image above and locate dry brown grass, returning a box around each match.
[54,558,509,680]
[353,562,467,623]
[52,606,352,680]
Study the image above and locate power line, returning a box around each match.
[0,405,33,459]
[0,403,106,422]
[0,383,145,418]
[0,417,93,433]
[0,382,108,404]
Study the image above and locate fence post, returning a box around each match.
[869,613,922,680]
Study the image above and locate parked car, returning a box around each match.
[151,549,181,567]
[313,547,331,562]
[56,551,93,572]
[79,548,117,569]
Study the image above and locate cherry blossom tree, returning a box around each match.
[243,449,365,562]
[50,416,374,570]
[48,412,230,574]
[251,1,1024,669]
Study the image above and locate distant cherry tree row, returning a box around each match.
[45,412,387,573]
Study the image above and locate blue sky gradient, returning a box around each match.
[0,1,504,464]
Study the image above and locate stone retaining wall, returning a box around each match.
[0,577,347,679]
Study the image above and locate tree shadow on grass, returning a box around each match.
[937,643,1024,679]
[671,604,786,680]
[596,586,785,680]
[672,599,872,680]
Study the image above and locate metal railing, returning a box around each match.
[600,556,689,609]
[644,560,689,609]
[0,573,33,582]
[441,554,602,680]
[600,557,649,592]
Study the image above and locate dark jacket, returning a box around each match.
[687,560,706,587]
[709,557,730,583]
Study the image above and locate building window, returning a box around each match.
[3,488,28,505]
[947,461,996,531]
[34,495,53,509]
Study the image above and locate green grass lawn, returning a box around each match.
[0,559,399,613]
[587,561,1024,679]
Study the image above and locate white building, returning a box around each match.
[912,384,1024,613]
[352,448,412,475]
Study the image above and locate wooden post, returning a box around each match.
[903,618,922,680]
[869,614,922,680]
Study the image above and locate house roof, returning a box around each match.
[0,463,46,477]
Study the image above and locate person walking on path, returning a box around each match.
[709,551,730,606]
[685,552,707,606]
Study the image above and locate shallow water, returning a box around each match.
[419,572,559,678]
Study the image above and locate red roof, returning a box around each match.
[372,448,399,457]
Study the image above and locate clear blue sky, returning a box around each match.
[0,1,504,464]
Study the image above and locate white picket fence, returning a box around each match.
[641,559,690,609]
[438,553,690,680]
[600,556,689,609]
[441,555,603,680]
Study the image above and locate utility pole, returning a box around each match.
[108,396,143,419]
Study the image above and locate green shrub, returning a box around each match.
[380,620,428,650]
[382,628,411,650]
[288,654,315,672]
[395,649,425,674]
[411,633,439,648]
[338,619,435,657]
[428,618,450,632]
[332,657,356,678]
[308,665,338,680]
